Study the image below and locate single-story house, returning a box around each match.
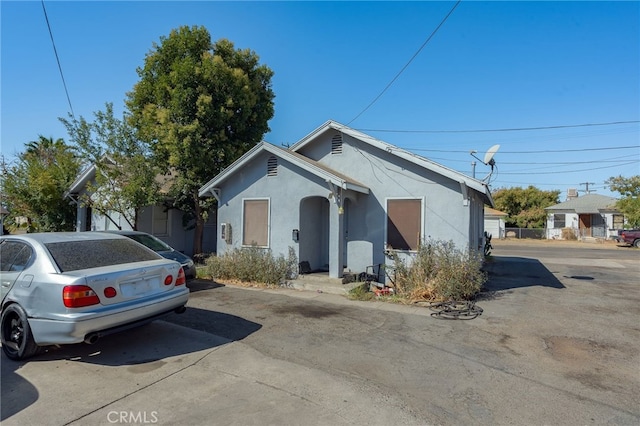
[66,164,216,256]
[199,120,495,280]
[544,194,622,240]
[484,207,508,239]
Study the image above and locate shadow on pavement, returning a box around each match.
[482,256,565,293]
[1,359,39,421]
[1,309,261,421]
[187,279,225,293]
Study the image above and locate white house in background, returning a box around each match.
[65,164,216,256]
[544,194,622,240]
[484,207,508,239]
[199,120,495,280]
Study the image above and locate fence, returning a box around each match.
[504,228,546,239]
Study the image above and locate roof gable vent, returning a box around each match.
[267,156,278,176]
[331,134,343,155]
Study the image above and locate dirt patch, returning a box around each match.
[543,336,609,364]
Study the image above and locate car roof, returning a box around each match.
[102,230,149,236]
[1,232,128,244]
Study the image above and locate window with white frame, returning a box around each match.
[553,214,566,229]
[243,199,269,247]
[612,214,624,229]
[386,198,422,251]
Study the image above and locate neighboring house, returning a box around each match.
[484,207,508,239]
[544,194,622,240]
[66,164,216,256]
[199,120,495,280]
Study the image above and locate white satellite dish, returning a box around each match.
[470,144,500,181]
[483,144,500,167]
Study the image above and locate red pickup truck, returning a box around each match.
[616,229,640,248]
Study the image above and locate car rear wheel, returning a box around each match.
[1,304,39,361]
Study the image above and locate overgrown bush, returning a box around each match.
[205,246,298,287]
[388,240,486,302]
[561,227,578,240]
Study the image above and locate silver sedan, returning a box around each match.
[0,232,189,360]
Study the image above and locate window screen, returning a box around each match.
[243,199,269,247]
[613,214,624,229]
[553,214,566,229]
[387,199,421,251]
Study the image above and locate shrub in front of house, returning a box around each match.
[205,246,298,287]
[388,240,487,302]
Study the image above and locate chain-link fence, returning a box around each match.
[504,228,546,239]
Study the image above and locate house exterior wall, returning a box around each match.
[296,132,477,251]
[216,150,341,270]
[546,211,619,240]
[216,133,483,278]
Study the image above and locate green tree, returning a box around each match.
[606,175,640,228]
[492,186,560,228]
[2,136,80,232]
[61,103,161,230]
[126,25,275,254]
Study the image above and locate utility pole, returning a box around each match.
[579,182,596,194]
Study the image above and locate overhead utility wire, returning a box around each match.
[347,0,462,125]
[359,120,640,133]
[41,0,75,119]
[402,145,639,154]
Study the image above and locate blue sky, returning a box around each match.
[2,1,638,199]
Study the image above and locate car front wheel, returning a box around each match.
[1,304,39,361]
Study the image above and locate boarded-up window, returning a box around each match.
[243,199,269,247]
[553,214,566,229]
[153,205,169,236]
[387,199,421,251]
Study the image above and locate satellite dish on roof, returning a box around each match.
[470,144,500,182]
[483,144,500,167]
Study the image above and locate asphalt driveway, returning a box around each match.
[1,240,639,425]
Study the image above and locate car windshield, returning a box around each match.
[46,239,160,272]
[128,234,172,252]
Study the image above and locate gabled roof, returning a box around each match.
[66,163,98,197]
[290,120,494,205]
[484,207,508,217]
[545,194,618,214]
[199,141,370,197]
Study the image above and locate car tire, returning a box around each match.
[634,239,640,249]
[1,304,39,361]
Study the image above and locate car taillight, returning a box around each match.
[63,285,100,308]
[175,267,186,286]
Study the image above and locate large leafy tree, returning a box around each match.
[126,25,275,254]
[2,136,80,232]
[61,103,161,230]
[606,175,640,228]
[492,186,560,228]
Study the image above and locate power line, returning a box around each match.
[347,0,462,125]
[401,145,639,154]
[358,120,640,134]
[41,0,75,119]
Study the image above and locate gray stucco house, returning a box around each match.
[199,120,495,279]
